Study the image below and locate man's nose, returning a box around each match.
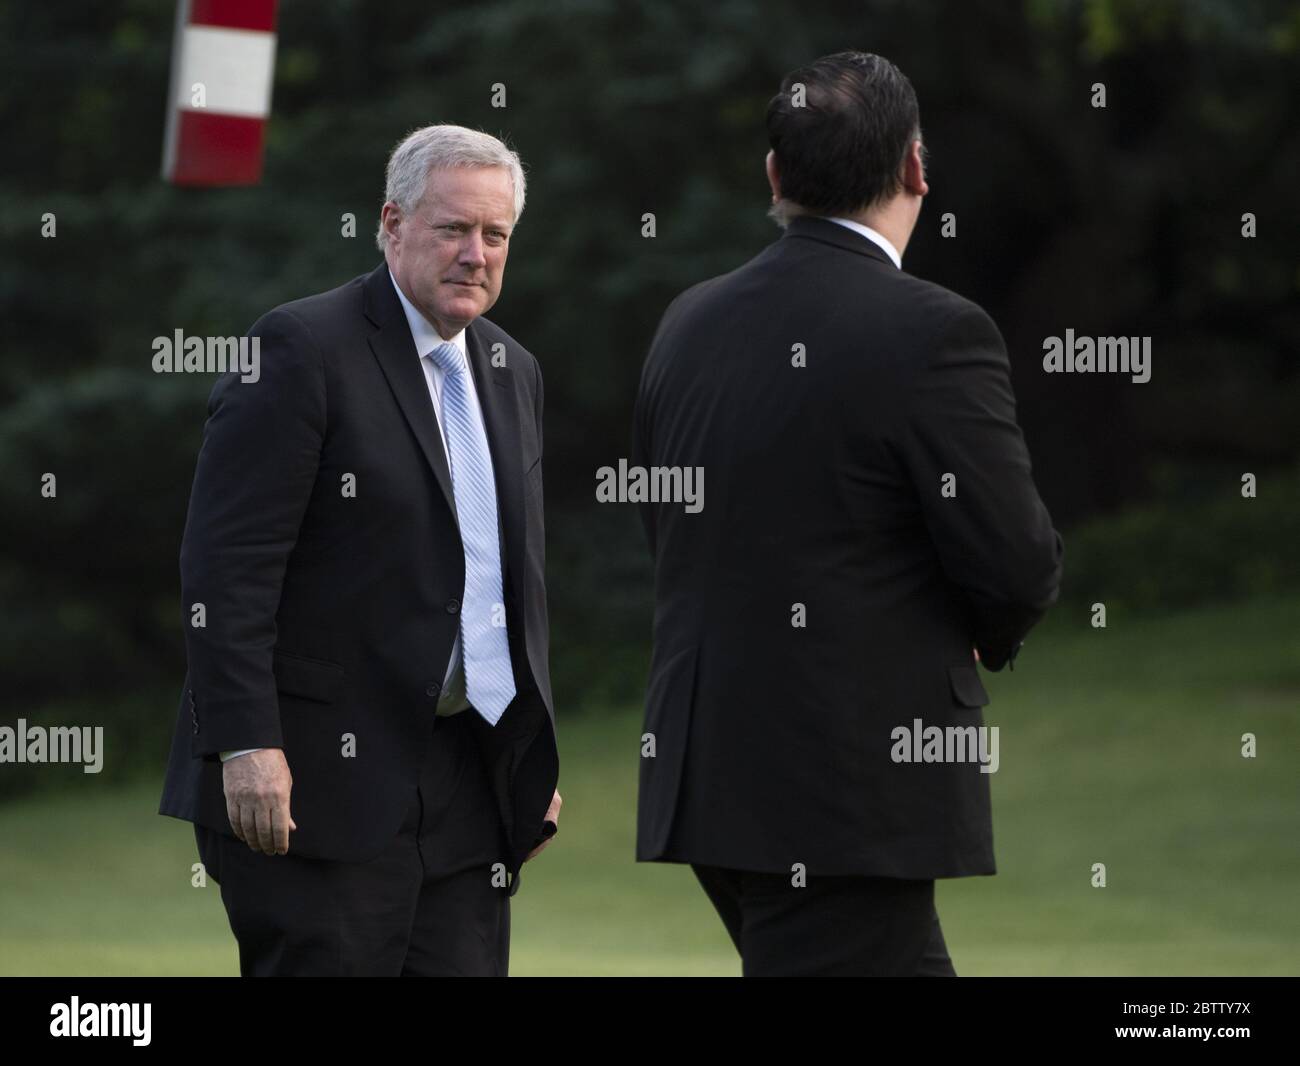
[459,231,487,267]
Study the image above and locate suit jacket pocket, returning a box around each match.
[273,649,345,704]
[948,663,990,708]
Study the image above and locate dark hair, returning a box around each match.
[765,51,922,219]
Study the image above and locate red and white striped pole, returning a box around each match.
[161,0,279,186]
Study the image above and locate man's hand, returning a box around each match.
[222,748,296,855]
[525,789,562,861]
[973,646,980,663]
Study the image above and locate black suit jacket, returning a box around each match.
[158,262,558,896]
[633,216,1063,879]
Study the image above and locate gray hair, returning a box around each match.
[375,125,526,251]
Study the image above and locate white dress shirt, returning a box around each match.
[218,271,484,762]
[824,216,902,269]
[388,268,486,718]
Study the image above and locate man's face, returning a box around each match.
[382,165,515,338]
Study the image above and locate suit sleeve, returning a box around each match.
[533,351,544,462]
[180,307,326,757]
[892,302,1063,670]
[632,299,680,559]
[632,287,698,559]
[631,366,656,557]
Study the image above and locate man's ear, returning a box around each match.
[904,140,929,197]
[765,150,781,202]
[380,201,402,246]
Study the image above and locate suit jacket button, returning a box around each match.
[445,598,460,614]
[425,681,441,699]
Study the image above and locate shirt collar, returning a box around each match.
[822,217,902,269]
[387,268,468,363]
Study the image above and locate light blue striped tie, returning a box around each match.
[429,341,516,726]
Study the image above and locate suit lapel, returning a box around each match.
[363,265,459,530]
[465,322,524,588]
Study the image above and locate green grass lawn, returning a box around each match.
[1,596,1296,975]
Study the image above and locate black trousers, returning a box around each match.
[691,864,958,976]
[195,711,511,976]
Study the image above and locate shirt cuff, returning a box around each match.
[219,748,265,762]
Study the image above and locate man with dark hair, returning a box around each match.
[633,52,1063,976]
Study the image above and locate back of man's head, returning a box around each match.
[765,51,922,225]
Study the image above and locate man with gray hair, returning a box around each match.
[160,124,561,976]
